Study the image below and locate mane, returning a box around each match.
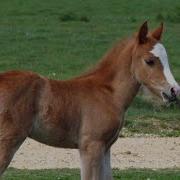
[74,37,134,80]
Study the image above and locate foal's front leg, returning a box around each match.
[104,150,113,180]
[80,141,106,180]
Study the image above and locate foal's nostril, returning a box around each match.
[170,87,176,97]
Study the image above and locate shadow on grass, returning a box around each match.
[59,12,90,23]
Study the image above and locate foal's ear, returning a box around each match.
[138,21,148,44]
[151,23,164,41]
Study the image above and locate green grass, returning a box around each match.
[3,168,180,180]
[0,0,179,136]
[122,96,180,137]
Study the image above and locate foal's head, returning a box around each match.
[131,22,180,103]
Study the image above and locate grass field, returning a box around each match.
[3,168,180,180]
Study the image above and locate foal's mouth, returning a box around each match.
[162,92,177,103]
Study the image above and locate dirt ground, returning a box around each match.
[10,137,180,169]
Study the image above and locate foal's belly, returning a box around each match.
[29,117,79,149]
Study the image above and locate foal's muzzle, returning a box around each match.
[162,86,180,103]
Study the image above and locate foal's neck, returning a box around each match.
[110,39,140,111]
[87,38,140,111]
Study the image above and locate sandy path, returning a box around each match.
[10,137,180,169]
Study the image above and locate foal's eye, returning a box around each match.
[145,59,155,66]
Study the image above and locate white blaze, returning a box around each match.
[150,43,178,87]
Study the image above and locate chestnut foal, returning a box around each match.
[0,22,179,179]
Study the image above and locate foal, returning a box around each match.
[0,22,179,179]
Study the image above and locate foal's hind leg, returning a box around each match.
[0,128,27,176]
